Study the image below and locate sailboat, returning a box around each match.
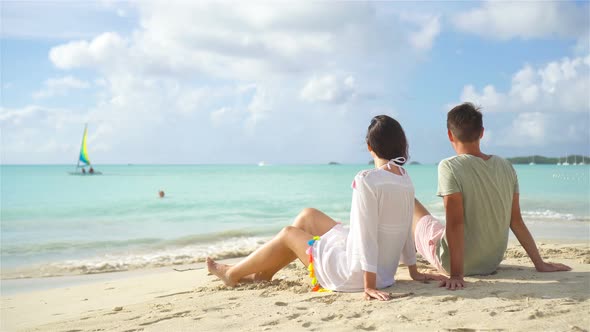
[69,124,102,175]
[562,154,570,166]
[529,155,536,165]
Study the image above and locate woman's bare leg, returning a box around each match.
[250,208,337,280]
[208,208,337,284]
[207,226,312,286]
[292,208,338,236]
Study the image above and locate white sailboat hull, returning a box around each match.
[68,172,103,176]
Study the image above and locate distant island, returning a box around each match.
[507,155,588,165]
[328,161,340,165]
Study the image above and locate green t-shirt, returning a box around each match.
[437,154,519,275]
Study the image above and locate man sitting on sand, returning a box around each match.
[414,102,571,290]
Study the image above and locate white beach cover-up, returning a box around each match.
[312,168,417,292]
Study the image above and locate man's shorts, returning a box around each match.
[414,215,447,273]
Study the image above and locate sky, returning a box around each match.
[1,1,589,165]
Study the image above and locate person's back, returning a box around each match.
[413,102,570,291]
[321,167,415,291]
[437,154,517,275]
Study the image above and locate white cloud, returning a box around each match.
[454,1,589,41]
[452,54,590,149]
[175,86,237,115]
[5,2,449,164]
[510,65,539,104]
[0,105,84,162]
[48,2,436,80]
[460,84,503,110]
[49,32,127,69]
[33,76,90,99]
[210,107,243,127]
[400,13,441,50]
[0,105,73,127]
[300,75,357,104]
[458,55,590,113]
[502,112,548,146]
[40,2,429,160]
[496,112,588,147]
[0,1,135,40]
[247,86,273,116]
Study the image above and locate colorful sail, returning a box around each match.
[79,126,91,165]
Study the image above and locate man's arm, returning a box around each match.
[439,192,466,290]
[510,193,571,272]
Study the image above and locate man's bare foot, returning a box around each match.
[206,257,237,286]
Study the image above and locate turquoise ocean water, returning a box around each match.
[1,164,589,279]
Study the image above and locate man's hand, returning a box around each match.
[364,288,391,301]
[536,261,571,272]
[438,276,465,290]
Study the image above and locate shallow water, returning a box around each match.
[1,164,588,278]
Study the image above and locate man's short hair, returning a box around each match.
[447,102,483,143]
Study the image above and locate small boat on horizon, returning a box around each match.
[562,154,570,166]
[69,124,102,175]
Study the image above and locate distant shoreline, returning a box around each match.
[507,155,588,165]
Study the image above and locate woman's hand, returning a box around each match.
[363,271,390,300]
[364,288,391,301]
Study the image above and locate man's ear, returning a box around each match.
[480,127,485,139]
[367,143,373,152]
[447,129,455,142]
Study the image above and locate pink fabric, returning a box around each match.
[414,215,447,273]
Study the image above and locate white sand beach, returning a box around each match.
[2,242,589,332]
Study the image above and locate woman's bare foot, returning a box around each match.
[206,257,237,286]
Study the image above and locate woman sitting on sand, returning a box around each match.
[207,115,444,300]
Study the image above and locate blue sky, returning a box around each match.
[1,1,589,164]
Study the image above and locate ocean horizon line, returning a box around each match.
[2,154,589,167]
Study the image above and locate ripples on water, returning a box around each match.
[1,164,588,278]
